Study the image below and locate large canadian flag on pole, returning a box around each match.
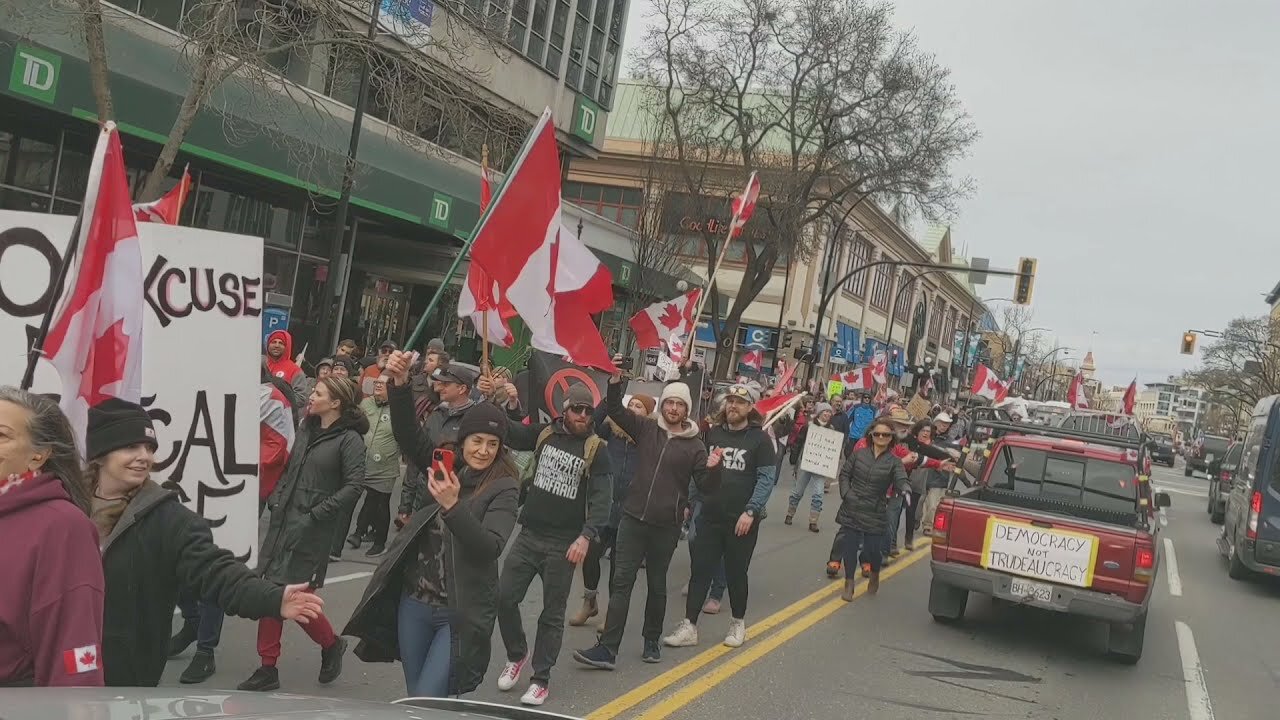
[45,122,145,447]
[1068,371,1089,410]
[842,366,875,391]
[629,288,700,353]
[131,165,192,224]
[970,364,1009,403]
[457,159,517,346]
[467,109,616,372]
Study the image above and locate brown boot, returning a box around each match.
[868,571,881,595]
[841,578,856,602]
[784,506,797,525]
[568,593,598,626]
[808,512,820,533]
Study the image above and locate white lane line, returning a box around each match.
[1163,538,1182,597]
[171,570,373,615]
[1176,621,1216,720]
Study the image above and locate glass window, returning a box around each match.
[190,173,303,249]
[592,0,608,28]
[0,129,11,176]
[608,0,626,41]
[289,256,331,351]
[545,0,569,73]
[531,0,551,36]
[0,187,50,213]
[325,46,362,108]
[509,0,530,48]
[10,136,56,193]
[137,0,185,30]
[263,247,298,297]
[301,199,351,258]
[56,136,92,201]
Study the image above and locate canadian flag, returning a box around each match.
[629,288,701,353]
[131,165,192,224]
[728,172,761,238]
[1068,371,1089,409]
[1122,378,1137,415]
[63,644,100,674]
[842,366,875,390]
[44,122,144,447]
[457,160,517,346]
[773,358,798,394]
[740,348,764,371]
[970,364,1009,403]
[467,110,616,372]
[870,350,889,385]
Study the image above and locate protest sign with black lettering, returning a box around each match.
[980,516,1098,588]
[0,210,263,564]
[798,425,844,479]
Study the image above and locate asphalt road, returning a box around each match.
[164,459,1280,719]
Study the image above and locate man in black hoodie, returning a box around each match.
[492,384,612,707]
[663,382,776,651]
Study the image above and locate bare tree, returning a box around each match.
[45,0,525,201]
[633,0,977,378]
[1181,315,1280,415]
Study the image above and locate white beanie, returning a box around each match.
[660,381,692,409]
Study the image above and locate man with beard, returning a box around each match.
[491,384,612,706]
[574,363,707,669]
[263,330,308,401]
[663,383,775,650]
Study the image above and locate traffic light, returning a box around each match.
[1013,257,1038,305]
[1180,332,1197,355]
[781,329,794,348]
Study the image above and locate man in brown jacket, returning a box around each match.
[573,370,707,669]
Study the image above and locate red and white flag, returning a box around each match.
[1122,378,1137,415]
[842,366,875,390]
[970,364,1009,403]
[131,165,191,224]
[1068,371,1089,409]
[44,122,145,447]
[457,159,517,346]
[467,110,616,372]
[62,644,100,674]
[727,172,761,238]
[773,358,798,394]
[870,350,889,385]
[740,348,764,371]
[756,391,802,418]
[629,288,701,354]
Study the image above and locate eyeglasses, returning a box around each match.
[871,432,893,438]
[566,404,593,415]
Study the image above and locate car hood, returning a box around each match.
[0,690,583,720]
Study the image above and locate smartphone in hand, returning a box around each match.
[432,448,455,478]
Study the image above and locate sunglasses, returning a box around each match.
[565,404,593,415]
[871,431,893,438]
[726,386,753,399]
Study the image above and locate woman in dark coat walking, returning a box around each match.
[345,355,520,698]
[240,376,368,692]
[835,420,909,601]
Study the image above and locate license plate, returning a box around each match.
[1009,577,1053,602]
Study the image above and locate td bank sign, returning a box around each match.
[8,45,61,104]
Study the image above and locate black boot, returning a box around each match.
[318,637,347,684]
[237,666,280,692]
[168,624,197,658]
[179,650,216,684]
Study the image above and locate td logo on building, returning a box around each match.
[8,45,60,104]
[428,192,452,230]
[574,95,601,143]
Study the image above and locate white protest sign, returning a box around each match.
[799,424,845,479]
[656,351,679,381]
[981,517,1098,588]
[0,210,264,564]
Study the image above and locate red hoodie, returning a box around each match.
[0,471,105,687]
[264,330,304,384]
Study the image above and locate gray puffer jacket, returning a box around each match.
[836,446,909,533]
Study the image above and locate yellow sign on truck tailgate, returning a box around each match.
[980,517,1099,588]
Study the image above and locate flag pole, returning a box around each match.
[479,143,491,377]
[405,109,552,351]
[21,211,85,390]
[682,171,758,369]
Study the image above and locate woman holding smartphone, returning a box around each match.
[345,353,520,698]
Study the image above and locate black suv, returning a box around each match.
[1148,432,1176,466]
[1207,442,1241,525]
[1186,434,1231,477]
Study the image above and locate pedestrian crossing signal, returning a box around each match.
[1180,332,1197,355]
[1014,258,1037,305]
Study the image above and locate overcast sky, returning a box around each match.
[621,0,1280,388]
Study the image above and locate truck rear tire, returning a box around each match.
[928,577,968,623]
[1184,464,1193,477]
[1105,612,1146,664]
[1228,540,1252,580]
[1211,504,1225,525]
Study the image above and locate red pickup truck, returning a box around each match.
[927,420,1172,663]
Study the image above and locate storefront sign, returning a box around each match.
[574,95,601,143]
[8,44,60,104]
[428,191,452,231]
[0,211,264,564]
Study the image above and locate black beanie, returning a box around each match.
[457,403,509,447]
[87,398,158,460]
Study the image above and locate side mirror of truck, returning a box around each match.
[1155,491,1172,509]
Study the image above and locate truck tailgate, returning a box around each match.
[937,497,1149,603]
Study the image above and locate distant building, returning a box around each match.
[1135,382,1208,437]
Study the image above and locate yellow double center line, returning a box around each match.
[587,539,933,720]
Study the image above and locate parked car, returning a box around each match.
[1186,434,1231,477]
[1219,395,1280,580]
[1206,442,1242,525]
[1147,432,1176,467]
[928,420,1170,663]
[0,689,583,720]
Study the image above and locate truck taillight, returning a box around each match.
[1133,544,1155,583]
[932,510,949,543]
[1247,491,1262,540]
[1220,470,1231,483]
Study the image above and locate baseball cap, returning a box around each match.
[432,362,480,387]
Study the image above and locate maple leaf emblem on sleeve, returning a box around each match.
[658,303,684,330]
[79,649,96,666]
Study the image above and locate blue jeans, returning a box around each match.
[178,592,224,653]
[842,528,884,579]
[398,594,453,698]
[687,503,727,601]
[884,494,905,555]
[788,470,825,514]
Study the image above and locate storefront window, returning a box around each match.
[191,172,303,249]
[10,136,56,193]
[263,247,299,298]
[289,257,330,353]
[0,187,50,213]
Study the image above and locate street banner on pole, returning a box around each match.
[0,210,264,564]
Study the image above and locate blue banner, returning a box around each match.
[743,325,773,349]
[833,323,860,362]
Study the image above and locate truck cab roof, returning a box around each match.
[996,434,1136,467]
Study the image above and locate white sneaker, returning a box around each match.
[520,683,549,706]
[662,619,699,648]
[724,618,746,648]
[496,657,526,691]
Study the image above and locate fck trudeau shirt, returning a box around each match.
[701,424,776,523]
